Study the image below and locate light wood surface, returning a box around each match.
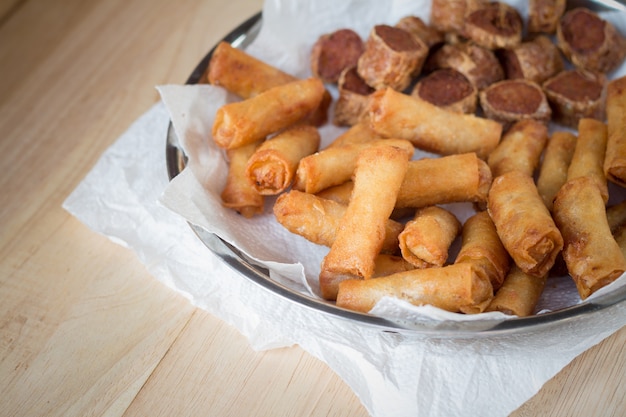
[0,1,624,416]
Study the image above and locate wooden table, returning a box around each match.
[1,0,625,415]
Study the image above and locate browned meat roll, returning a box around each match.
[480,79,551,126]
[411,68,477,114]
[528,0,566,34]
[310,28,365,84]
[556,7,626,73]
[424,42,504,90]
[542,69,607,128]
[333,67,375,126]
[357,24,428,91]
[498,35,563,84]
[462,2,523,50]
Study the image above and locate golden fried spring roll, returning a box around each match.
[319,145,410,300]
[212,77,325,149]
[220,141,264,218]
[487,119,548,178]
[395,153,492,208]
[614,225,626,258]
[553,176,626,299]
[567,118,609,203]
[315,181,354,205]
[398,206,461,268]
[369,88,502,159]
[245,125,320,195]
[536,131,577,211]
[373,254,416,277]
[326,122,381,148]
[272,190,404,254]
[604,75,626,187]
[207,41,296,96]
[336,263,493,314]
[485,266,547,317]
[488,171,563,277]
[293,139,413,194]
[607,200,626,232]
[317,181,415,220]
[455,211,510,291]
[207,41,330,126]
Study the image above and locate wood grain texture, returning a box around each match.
[0,0,624,416]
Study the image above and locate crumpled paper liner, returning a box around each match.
[63,0,626,415]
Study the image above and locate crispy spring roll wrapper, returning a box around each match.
[220,141,264,218]
[553,176,626,299]
[273,190,404,254]
[488,171,564,277]
[317,181,415,220]
[615,225,626,258]
[567,118,609,204]
[315,181,354,205]
[369,88,502,159]
[455,211,510,291]
[607,200,626,232]
[336,263,493,314]
[319,145,410,300]
[212,77,325,149]
[395,153,492,209]
[605,75,626,187]
[245,125,320,195]
[487,119,548,178]
[536,131,577,211]
[326,122,381,148]
[398,206,461,268]
[207,41,330,126]
[293,138,413,194]
[373,254,416,277]
[485,266,547,317]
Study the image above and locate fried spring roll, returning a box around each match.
[245,125,320,195]
[536,131,577,211]
[369,88,502,159]
[293,139,413,194]
[395,153,492,208]
[212,77,325,149]
[487,119,548,178]
[398,206,461,268]
[455,211,510,291]
[317,181,415,221]
[553,176,626,299]
[373,254,416,277]
[607,200,626,232]
[207,41,330,126]
[604,75,626,188]
[336,263,493,314]
[315,181,354,205]
[614,225,626,258]
[488,171,563,277]
[326,122,381,148]
[485,266,547,317]
[319,145,410,300]
[272,190,403,254]
[220,141,264,217]
[567,118,609,204]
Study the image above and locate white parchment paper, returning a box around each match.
[64,1,626,416]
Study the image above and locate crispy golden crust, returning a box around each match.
[336,263,493,314]
[553,177,626,299]
[488,171,563,278]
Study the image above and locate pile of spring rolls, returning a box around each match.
[205,38,626,318]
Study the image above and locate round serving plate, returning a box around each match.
[166,4,626,336]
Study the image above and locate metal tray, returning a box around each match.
[166,5,626,336]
